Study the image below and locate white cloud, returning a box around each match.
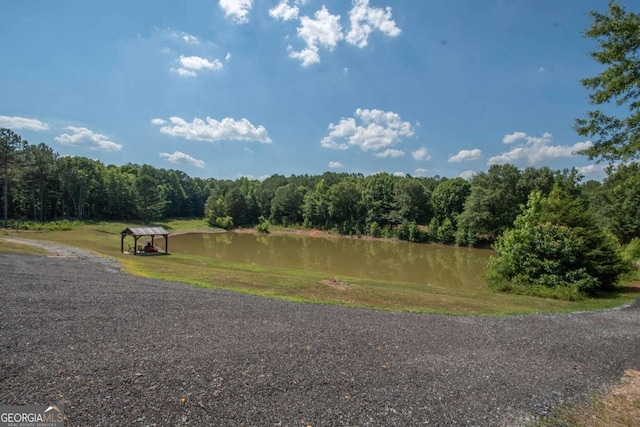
[152,116,272,143]
[289,6,343,66]
[150,118,166,126]
[393,171,406,177]
[488,132,594,166]
[459,170,477,180]
[374,149,404,158]
[173,68,196,77]
[328,161,344,168]
[321,109,415,155]
[414,168,429,176]
[160,151,205,168]
[288,45,320,67]
[577,164,607,180]
[412,146,431,161]
[448,148,482,163]
[162,28,200,44]
[502,131,527,144]
[0,116,49,131]
[219,0,253,24]
[174,31,199,44]
[54,127,122,152]
[225,52,232,61]
[270,0,300,21]
[171,55,223,77]
[346,0,401,48]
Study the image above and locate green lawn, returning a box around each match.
[2,219,639,316]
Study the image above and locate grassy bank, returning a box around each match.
[533,370,640,427]
[2,219,639,315]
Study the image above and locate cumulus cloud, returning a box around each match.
[412,147,431,161]
[375,149,405,158]
[270,0,300,21]
[488,132,593,166]
[159,151,205,168]
[321,109,415,156]
[393,171,406,177]
[289,6,343,66]
[577,164,607,180]
[152,116,272,143]
[219,0,253,23]
[414,168,429,176]
[502,131,527,144]
[171,55,223,77]
[459,170,477,180]
[54,127,122,152]
[0,116,49,131]
[448,148,482,163]
[328,161,344,169]
[346,0,401,48]
[169,30,199,44]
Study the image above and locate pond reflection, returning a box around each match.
[167,232,494,291]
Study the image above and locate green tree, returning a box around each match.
[327,179,364,234]
[225,187,249,226]
[0,128,26,225]
[255,174,287,219]
[575,1,640,162]
[457,164,523,244]
[590,163,640,243]
[391,177,431,224]
[135,173,165,222]
[362,173,396,227]
[56,156,105,219]
[302,179,330,228]
[430,178,471,226]
[22,143,57,221]
[270,183,304,225]
[486,188,627,299]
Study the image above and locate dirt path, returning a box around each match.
[0,241,639,426]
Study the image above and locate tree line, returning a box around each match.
[3,127,640,249]
[0,128,208,225]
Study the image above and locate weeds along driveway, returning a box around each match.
[0,250,639,426]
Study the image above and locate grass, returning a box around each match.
[1,219,639,316]
[0,238,52,256]
[532,370,640,427]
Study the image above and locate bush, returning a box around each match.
[255,218,270,233]
[16,219,83,231]
[208,216,234,230]
[486,189,627,299]
[437,218,456,244]
[623,237,640,261]
[368,221,382,238]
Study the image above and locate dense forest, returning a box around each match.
[2,127,639,250]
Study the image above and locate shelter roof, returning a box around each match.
[120,227,169,236]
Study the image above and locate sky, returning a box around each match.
[0,0,633,181]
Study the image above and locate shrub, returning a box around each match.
[368,221,382,238]
[486,189,627,299]
[255,219,270,233]
[208,216,234,230]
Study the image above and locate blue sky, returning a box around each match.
[0,0,629,180]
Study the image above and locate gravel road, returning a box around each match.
[1,240,639,426]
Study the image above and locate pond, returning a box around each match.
[167,232,494,291]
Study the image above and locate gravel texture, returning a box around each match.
[1,240,639,426]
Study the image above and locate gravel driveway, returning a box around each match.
[1,241,639,426]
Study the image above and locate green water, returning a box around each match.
[167,232,494,291]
